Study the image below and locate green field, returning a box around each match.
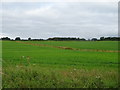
[2,41,119,88]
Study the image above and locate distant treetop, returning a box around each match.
[0,36,120,41]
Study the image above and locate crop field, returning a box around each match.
[2,41,119,88]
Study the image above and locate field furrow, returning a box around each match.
[16,41,120,53]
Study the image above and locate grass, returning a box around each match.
[27,41,119,51]
[2,41,119,88]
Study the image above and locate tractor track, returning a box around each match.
[16,41,120,53]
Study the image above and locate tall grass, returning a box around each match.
[3,64,118,88]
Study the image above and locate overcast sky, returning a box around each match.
[1,1,118,39]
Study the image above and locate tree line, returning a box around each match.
[0,37,120,41]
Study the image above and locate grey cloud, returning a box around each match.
[1,2,118,39]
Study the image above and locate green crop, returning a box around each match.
[2,41,119,88]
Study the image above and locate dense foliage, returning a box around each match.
[1,36,120,41]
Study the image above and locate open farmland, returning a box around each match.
[2,41,119,88]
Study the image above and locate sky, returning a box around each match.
[0,0,118,39]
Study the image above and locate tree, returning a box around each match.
[91,38,97,41]
[100,37,104,41]
[1,37,10,40]
[28,37,31,41]
[15,37,21,41]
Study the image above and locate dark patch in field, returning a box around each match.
[16,41,120,53]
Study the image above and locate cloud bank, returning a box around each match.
[1,2,118,39]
